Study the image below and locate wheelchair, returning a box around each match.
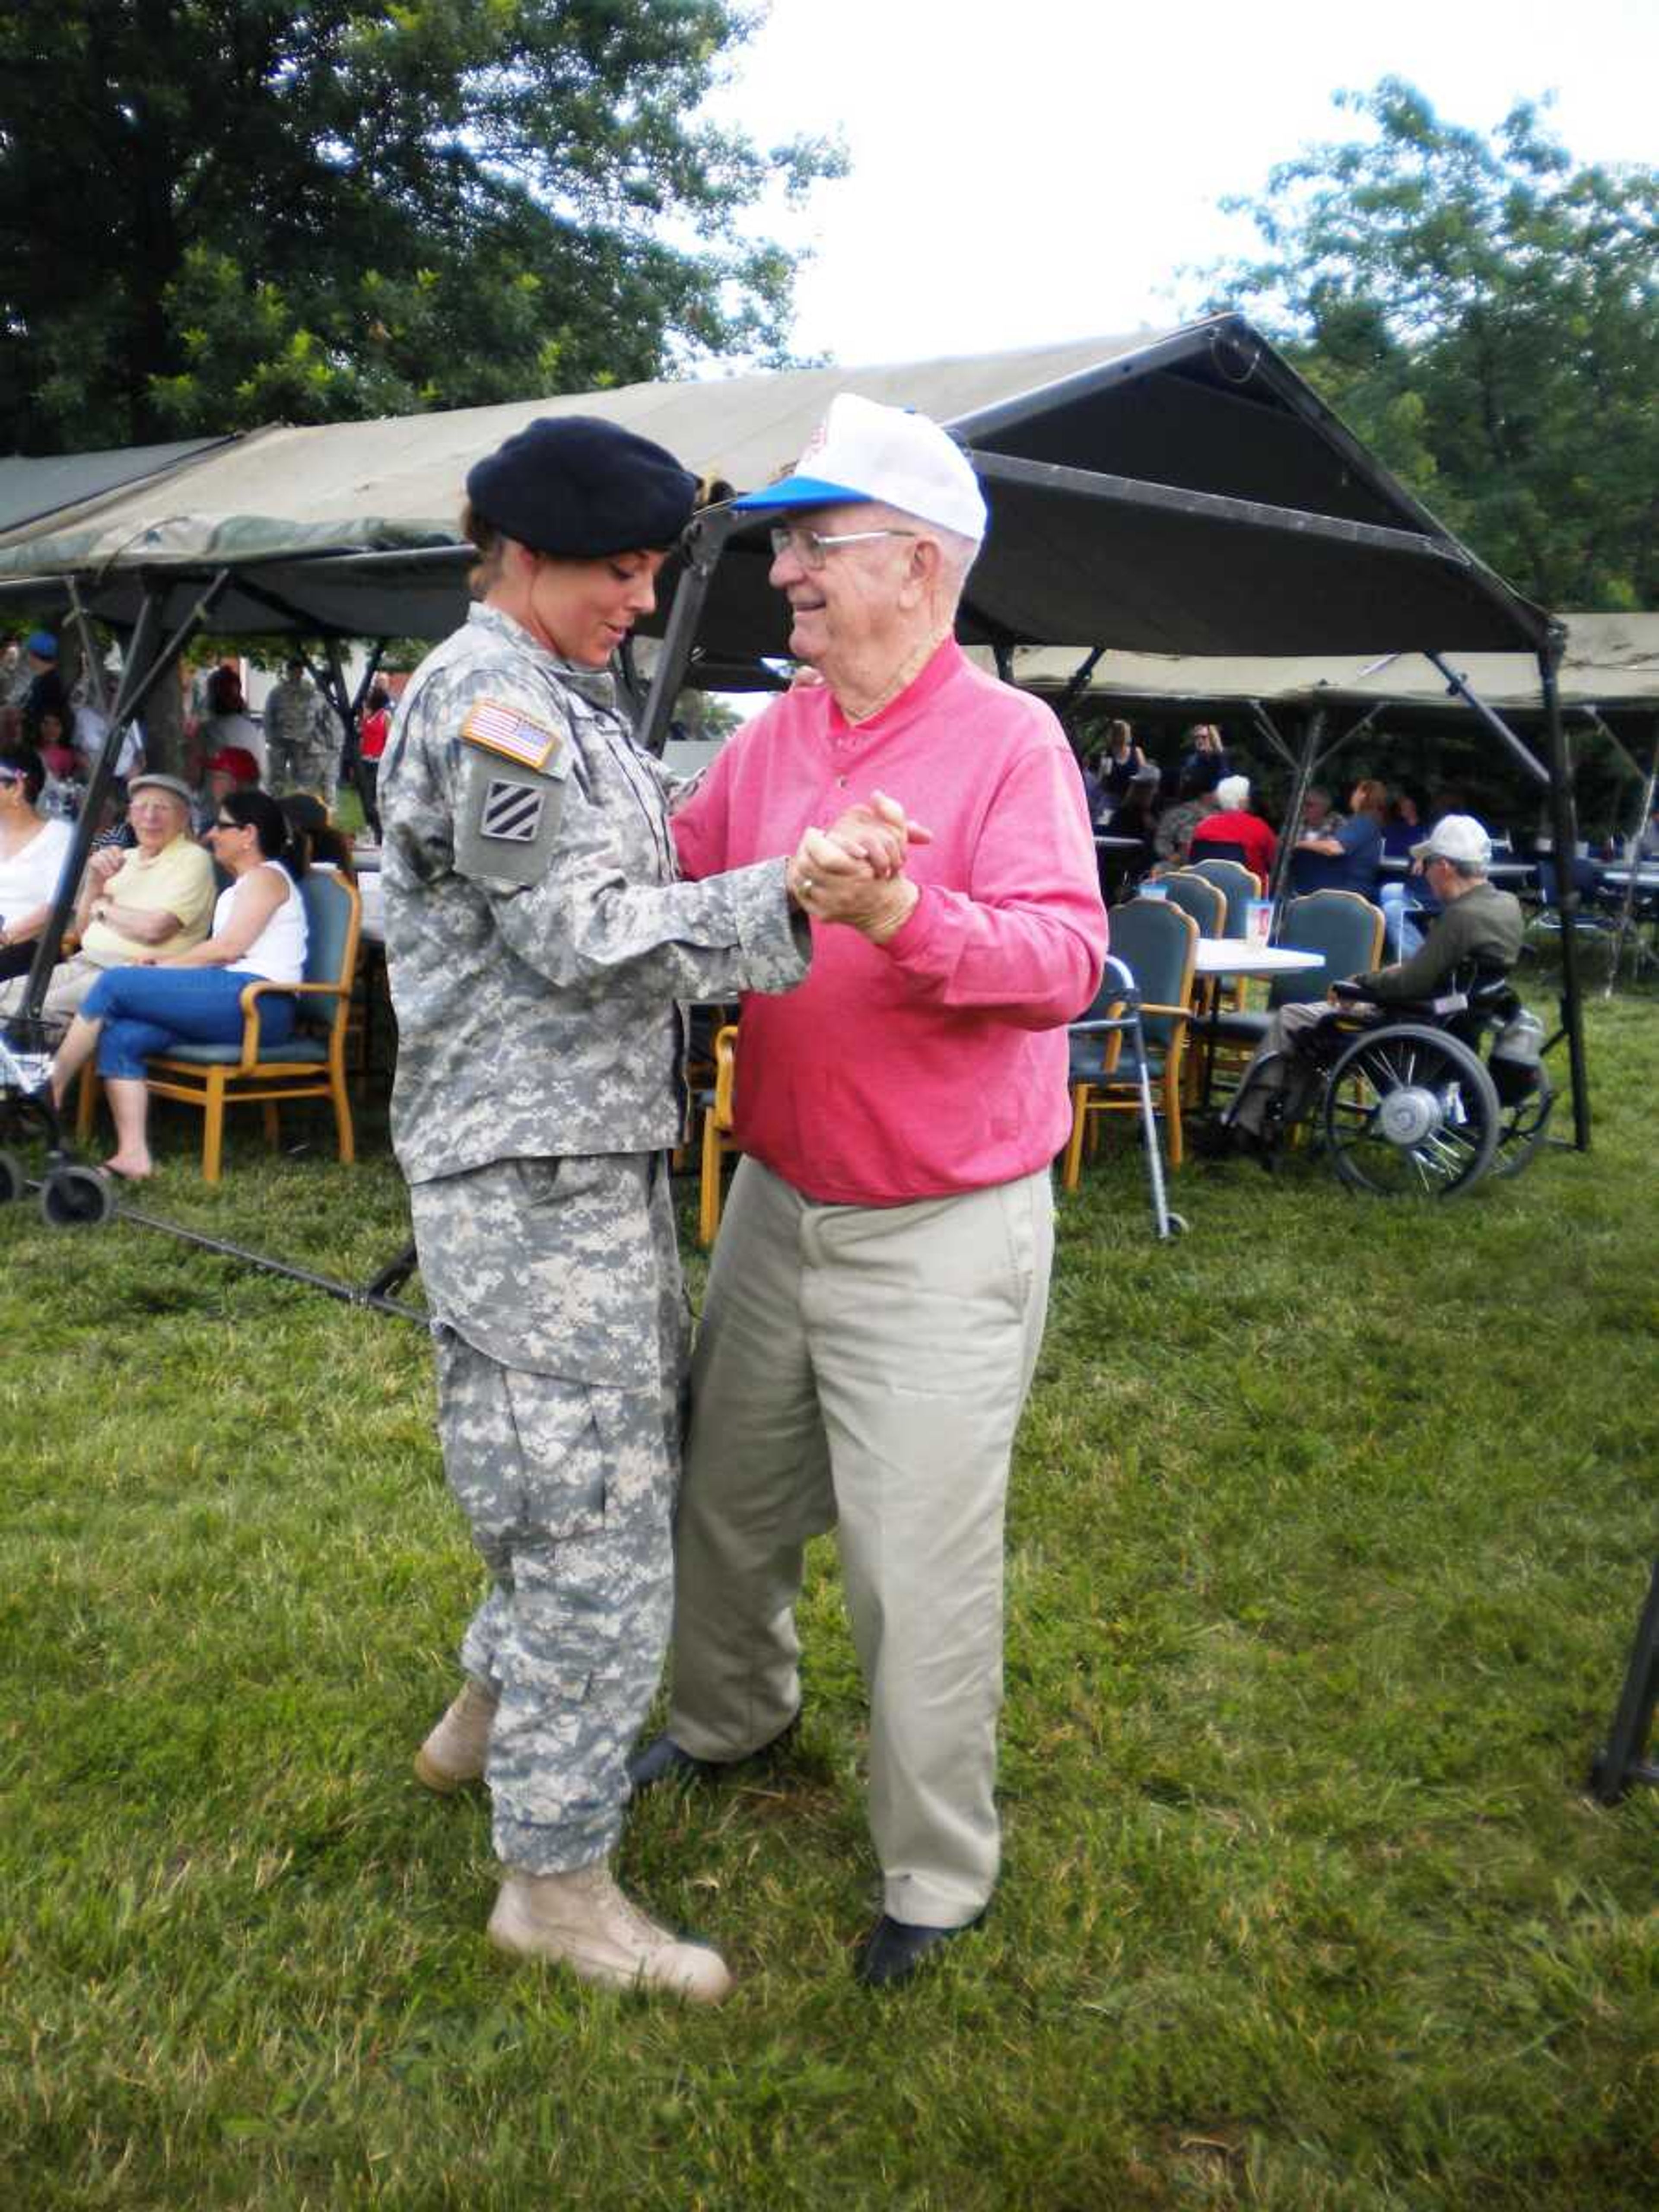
[0,1013,119,1228]
[1250,969,1554,1200]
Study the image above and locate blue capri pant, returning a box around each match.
[80,967,297,1080]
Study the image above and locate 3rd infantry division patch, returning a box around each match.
[481,779,545,843]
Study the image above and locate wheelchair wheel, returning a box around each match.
[39,1163,116,1230]
[1491,1067,1554,1179]
[1323,1023,1500,1199]
[0,1148,23,1205]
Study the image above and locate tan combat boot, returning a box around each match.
[486,1860,734,2004]
[413,1678,497,1793]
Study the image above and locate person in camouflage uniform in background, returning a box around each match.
[264,657,340,802]
[380,416,897,2004]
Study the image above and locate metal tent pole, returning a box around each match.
[1267,706,1325,912]
[1601,713,1659,998]
[1538,634,1592,1149]
[635,509,738,757]
[65,579,113,715]
[1424,653,1553,785]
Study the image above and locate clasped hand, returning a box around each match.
[786,790,931,945]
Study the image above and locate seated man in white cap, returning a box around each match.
[630,392,1108,1989]
[1214,814,1524,1151]
[0,772,214,1020]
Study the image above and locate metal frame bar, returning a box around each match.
[1267,707,1327,909]
[65,578,112,715]
[969,448,1467,565]
[1424,653,1551,786]
[1538,636,1592,1149]
[946,319,1229,445]
[1249,702,1299,773]
[1601,713,1659,997]
[635,507,739,756]
[1589,1560,1659,1803]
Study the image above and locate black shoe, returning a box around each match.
[1191,1118,1238,1162]
[627,1714,799,1795]
[854,1910,985,1990]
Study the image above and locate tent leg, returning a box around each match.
[1267,705,1325,913]
[634,508,737,756]
[1602,712,1659,998]
[1539,639,1591,1150]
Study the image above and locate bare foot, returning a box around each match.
[103,1153,154,1181]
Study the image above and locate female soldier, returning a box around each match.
[381,416,848,2003]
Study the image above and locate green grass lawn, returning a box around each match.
[2,991,1656,2210]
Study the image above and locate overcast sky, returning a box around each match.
[706,0,1657,368]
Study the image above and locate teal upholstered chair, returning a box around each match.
[140,870,362,1183]
[1208,889,1385,1056]
[1184,856,1262,936]
[1157,869,1226,940]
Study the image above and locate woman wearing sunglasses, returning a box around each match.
[47,788,307,1178]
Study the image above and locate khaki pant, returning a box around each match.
[667,1155,1054,1928]
[0,953,105,1022]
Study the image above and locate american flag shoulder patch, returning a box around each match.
[481,779,545,844]
[461,697,565,774]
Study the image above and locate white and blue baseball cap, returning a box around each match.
[734,392,987,542]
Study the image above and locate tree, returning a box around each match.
[0,2,841,453]
[1203,80,1658,610]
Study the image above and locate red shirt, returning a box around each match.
[359,708,391,763]
[671,641,1106,1205]
[1188,807,1277,889]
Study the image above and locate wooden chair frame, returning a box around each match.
[697,1023,740,1245]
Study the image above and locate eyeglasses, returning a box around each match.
[768,526,916,571]
[212,817,245,831]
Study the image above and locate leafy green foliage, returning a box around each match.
[1205,80,1659,610]
[1,986,1656,2206]
[0,2,843,451]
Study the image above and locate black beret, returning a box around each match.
[465,415,699,559]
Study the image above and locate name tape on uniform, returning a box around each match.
[462,697,565,775]
[481,779,545,843]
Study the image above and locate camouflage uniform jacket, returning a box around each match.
[380,602,808,1185]
[264,677,329,757]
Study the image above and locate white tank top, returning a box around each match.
[217,861,307,983]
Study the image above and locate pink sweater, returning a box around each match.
[672,641,1107,1205]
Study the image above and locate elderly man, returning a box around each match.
[1215,814,1524,1152]
[0,772,214,1020]
[1188,772,1278,887]
[631,394,1108,1988]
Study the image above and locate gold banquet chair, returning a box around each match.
[696,1022,741,1246]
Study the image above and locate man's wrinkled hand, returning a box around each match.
[826,789,933,879]
[790,826,918,944]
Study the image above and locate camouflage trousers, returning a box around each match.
[413,1151,689,1875]
[267,736,342,805]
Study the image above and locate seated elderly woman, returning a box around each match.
[48,789,308,1179]
[0,744,77,982]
